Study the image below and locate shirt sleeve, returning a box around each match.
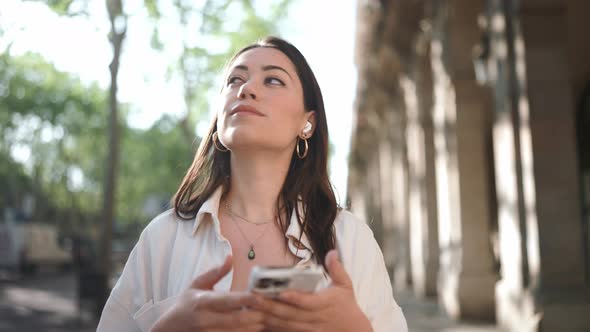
[341,212,408,332]
[96,228,151,332]
[96,294,141,332]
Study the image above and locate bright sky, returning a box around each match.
[0,0,357,205]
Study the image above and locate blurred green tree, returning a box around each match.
[0,52,108,227]
[117,114,194,224]
[0,52,193,230]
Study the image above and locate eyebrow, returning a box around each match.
[232,64,293,80]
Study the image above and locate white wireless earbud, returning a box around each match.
[303,121,312,135]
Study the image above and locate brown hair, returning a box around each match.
[172,36,338,268]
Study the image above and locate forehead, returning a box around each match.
[229,47,297,75]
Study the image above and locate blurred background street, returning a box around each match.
[0,270,95,332]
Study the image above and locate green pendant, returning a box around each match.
[248,247,255,260]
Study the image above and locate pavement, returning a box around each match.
[0,268,96,332]
[396,290,504,332]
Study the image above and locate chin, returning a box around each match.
[221,126,291,152]
[223,129,263,148]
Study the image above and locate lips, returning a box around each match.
[230,104,265,116]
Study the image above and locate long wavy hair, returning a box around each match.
[172,36,338,268]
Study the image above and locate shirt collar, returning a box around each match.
[191,187,314,263]
[192,186,224,237]
[285,201,313,256]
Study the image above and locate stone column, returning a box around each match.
[405,42,440,297]
[493,1,590,331]
[420,50,441,299]
[385,102,412,291]
[431,0,497,320]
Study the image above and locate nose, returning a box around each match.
[237,80,257,100]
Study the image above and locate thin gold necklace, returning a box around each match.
[224,201,274,225]
[224,205,273,260]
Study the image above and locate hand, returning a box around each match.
[150,255,264,332]
[254,250,373,332]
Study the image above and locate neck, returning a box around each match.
[224,149,293,222]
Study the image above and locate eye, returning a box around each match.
[265,77,285,86]
[227,76,245,86]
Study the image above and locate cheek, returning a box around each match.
[216,91,234,129]
[219,90,233,109]
[216,116,224,132]
[274,93,305,118]
[269,109,306,141]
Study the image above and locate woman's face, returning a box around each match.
[217,47,314,153]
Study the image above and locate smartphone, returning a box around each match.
[248,265,325,298]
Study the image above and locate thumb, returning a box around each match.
[190,255,233,290]
[325,250,352,288]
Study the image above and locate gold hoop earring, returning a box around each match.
[213,132,229,152]
[296,136,308,159]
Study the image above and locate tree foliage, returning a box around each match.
[0,52,108,225]
[2,0,293,232]
[0,53,192,228]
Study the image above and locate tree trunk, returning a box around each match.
[98,0,126,317]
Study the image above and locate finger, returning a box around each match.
[229,324,264,332]
[219,310,265,328]
[196,292,260,312]
[190,255,233,290]
[207,325,264,332]
[207,324,267,332]
[278,290,328,311]
[193,310,226,328]
[253,296,319,323]
[263,314,316,332]
[242,324,265,332]
[325,250,352,287]
[199,310,264,329]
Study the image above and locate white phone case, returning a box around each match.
[248,266,325,298]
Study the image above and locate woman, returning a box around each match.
[97,36,407,332]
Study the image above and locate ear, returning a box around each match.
[301,111,317,138]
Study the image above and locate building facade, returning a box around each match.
[347,1,590,331]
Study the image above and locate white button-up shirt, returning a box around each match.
[97,187,408,332]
